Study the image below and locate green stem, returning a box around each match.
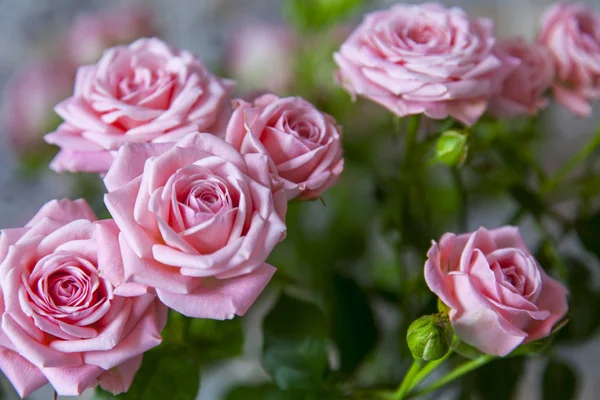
[407,355,494,398]
[451,168,468,232]
[394,359,423,399]
[404,116,420,166]
[542,122,600,194]
[407,350,452,392]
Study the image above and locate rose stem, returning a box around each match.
[393,359,423,400]
[406,354,495,398]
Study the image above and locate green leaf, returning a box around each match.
[226,384,282,400]
[262,294,329,391]
[226,384,345,400]
[330,274,377,375]
[555,258,600,342]
[188,318,243,361]
[542,359,578,400]
[162,311,244,362]
[509,184,544,218]
[97,345,201,400]
[575,211,600,260]
[283,0,364,31]
[461,357,524,400]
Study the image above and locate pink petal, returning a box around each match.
[156,263,276,319]
[98,355,143,395]
[104,142,174,191]
[0,347,47,398]
[42,363,103,396]
[27,199,97,227]
[450,273,527,356]
[553,84,592,117]
[49,149,115,174]
[524,271,569,343]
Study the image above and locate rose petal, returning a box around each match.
[156,263,276,319]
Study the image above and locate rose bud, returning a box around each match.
[225,94,344,200]
[407,314,453,361]
[538,2,600,117]
[0,199,167,397]
[103,132,286,319]
[44,38,234,174]
[425,226,568,357]
[334,3,512,126]
[434,130,468,167]
[66,5,160,65]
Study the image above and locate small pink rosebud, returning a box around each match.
[425,226,568,357]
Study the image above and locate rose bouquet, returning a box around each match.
[1,1,600,399]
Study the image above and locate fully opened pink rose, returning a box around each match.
[45,37,234,174]
[489,38,555,118]
[0,199,167,397]
[425,226,568,357]
[103,132,286,319]
[538,2,600,117]
[334,3,508,126]
[225,94,344,200]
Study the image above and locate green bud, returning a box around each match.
[406,314,453,361]
[434,130,468,166]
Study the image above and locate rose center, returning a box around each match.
[26,254,111,323]
[576,13,598,40]
[407,26,437,44]
[291,120,320,142]
[501,265,525,294]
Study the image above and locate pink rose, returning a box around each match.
[333,3,507,126]
[103,132,286,319]
[225,94,344,200]
[2,59,73,153]
[225,23,296,93]
[0,199,167,396]
[489,38,555,118]
[538,2,600,117]
[45,38,234,174]
[66,5,161,65]
[425,226,568,357]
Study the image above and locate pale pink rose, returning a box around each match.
[226,23,296,93]
[66,5,160,65]
[2,59,73,152]
[103,132,286,319]
[334,3,508,126]
[225,94,344,200]
[0,199,167,397]
[45,38,234,174]
[489,38,555,118]
[425,226,568,357]
[538,2,600,117]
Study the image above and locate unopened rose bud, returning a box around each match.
[434,130,468,167]
[407,314,453,361]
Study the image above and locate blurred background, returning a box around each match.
[0,0,599,399]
